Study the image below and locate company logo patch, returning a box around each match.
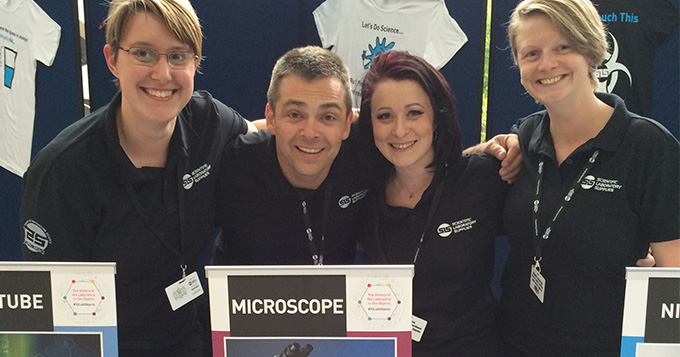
[338,189,368,209]
[437,223,453,237]
[23,220,51,255]
[437,217,477,238]
[580,175,622,192]
[183,163,211,190]
[581,175,596,190]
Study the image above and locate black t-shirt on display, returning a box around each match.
[594,0,679,117]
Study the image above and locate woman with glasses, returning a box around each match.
[20,1,254,355]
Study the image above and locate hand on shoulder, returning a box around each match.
[464,134,522,184]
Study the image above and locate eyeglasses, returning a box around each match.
[118,46,198,68]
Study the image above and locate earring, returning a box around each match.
[589,64,597,73]
[433,130,438,142]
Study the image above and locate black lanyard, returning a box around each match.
[376,165,448,265]
[296,181,332,265]
[532,150,599,263]
[412,170,447,265]
[126,163,188,279]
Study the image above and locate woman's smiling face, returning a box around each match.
[371,79,435,171]
[104,11,197,126]
[515,14,592,108]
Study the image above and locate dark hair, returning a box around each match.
[356,51,462,181]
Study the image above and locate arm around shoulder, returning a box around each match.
[249,119,267,132]
[464,133,522,183]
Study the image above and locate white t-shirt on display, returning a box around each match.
[0,0,60,177]
[313,0,467,106]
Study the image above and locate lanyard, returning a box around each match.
[375,165,448,266]
[532,150,599,265]
[412,169,447,265]
[296,181,332,265]
[126,164,188,279]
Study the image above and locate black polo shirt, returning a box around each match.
[21,90,248,349]
[499,92,679,355]
[362,153,508,356]
[213,130,370,265]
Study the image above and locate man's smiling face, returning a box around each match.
[266,74,352,189]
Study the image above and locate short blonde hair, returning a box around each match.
[105,0,202,67]
[508,0,608,89]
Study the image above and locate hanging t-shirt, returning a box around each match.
[313,0,467,106]
[594,0,678,117]
[0,0,60,177]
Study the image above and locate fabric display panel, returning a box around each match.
[594,0,679,117]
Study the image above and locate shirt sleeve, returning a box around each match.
[423,1,468,69]
[638,127,679,242]
[20,162,98,261]
[30,0,61,66]
[313,0,345,48]
[211,96,249,139]
[189,91,249,143]
[647,0,679,44]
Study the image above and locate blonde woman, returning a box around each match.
[499,0,680,355]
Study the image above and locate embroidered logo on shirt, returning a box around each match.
[182,163,211,190]
[338,189,368,209]
[580,175,622,192]
[23,220,52,255]
[437,218,477,238]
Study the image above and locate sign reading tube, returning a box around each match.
[0,294,44,309]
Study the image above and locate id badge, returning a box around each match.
[412,314,428,342]
[529,262,546,303]
[165,271,204,311]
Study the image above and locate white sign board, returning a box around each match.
[0,262,117,356]
[621,267,680,357]
[206,265,413,357]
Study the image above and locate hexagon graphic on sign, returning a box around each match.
[63,280,106,316]
[357,283,401,321]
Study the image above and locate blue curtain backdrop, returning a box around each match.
[2,1,677,267]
